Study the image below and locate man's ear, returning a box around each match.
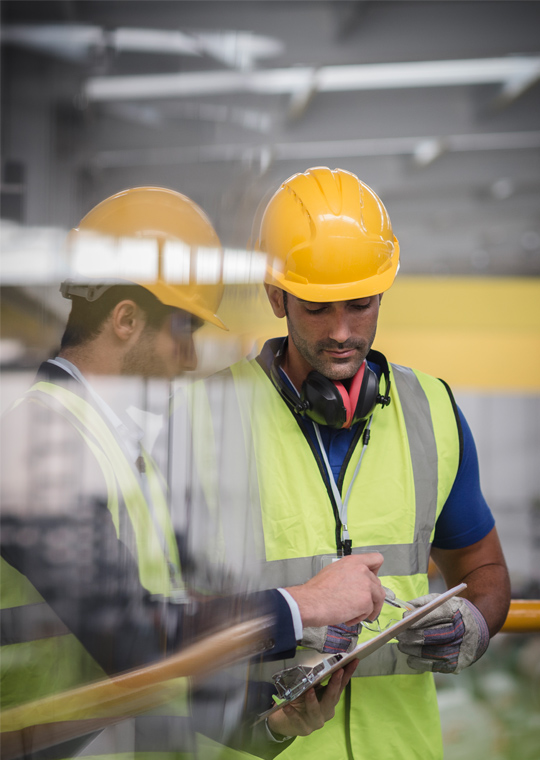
[110,300,144,341]
[264,284,287,319]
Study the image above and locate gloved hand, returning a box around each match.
[396,594,490,674]
[301,623,359,654]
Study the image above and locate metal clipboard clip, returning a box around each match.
[272,654,345,703]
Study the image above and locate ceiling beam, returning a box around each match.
[84,56,540,102]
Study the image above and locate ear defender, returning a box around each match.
[300,361,380,428]
[270,355,389,429]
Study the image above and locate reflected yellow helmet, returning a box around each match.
[260,167,399,301]
[64,186,227,329]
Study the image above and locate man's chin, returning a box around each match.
[320,360,363,381]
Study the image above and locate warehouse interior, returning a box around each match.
[1,2,539,757]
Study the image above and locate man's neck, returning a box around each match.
[58,340,119,377]
[280,339,314,391]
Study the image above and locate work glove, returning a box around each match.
[301,585,397,654]
[396,593,490,674]
[301,623,359,654]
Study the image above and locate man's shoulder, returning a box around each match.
[388,360,454,396]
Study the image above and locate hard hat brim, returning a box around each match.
[265,241,400,302]
[144,282,228,330]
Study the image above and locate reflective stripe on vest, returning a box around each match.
[1,601,70,644]
[258,541,432,589]
[182,375,268,587]
[392,364,439,546]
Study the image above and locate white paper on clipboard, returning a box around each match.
[258,582,467,721]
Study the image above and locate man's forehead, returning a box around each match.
[294,295,373,306]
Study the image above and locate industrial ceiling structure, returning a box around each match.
[1,0,540,371]
[2,0,539,275]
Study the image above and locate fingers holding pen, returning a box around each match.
[287,552,386,628]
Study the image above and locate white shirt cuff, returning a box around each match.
[277,588,303,641]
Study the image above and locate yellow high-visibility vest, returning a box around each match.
[1,381,190,758]
[191,355,461,760]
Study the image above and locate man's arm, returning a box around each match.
[397,527,510,674]
[430,526,510,636]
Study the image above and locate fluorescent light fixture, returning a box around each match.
[84,56,540,101]
[3,24,283,69]
[113,28,200,56]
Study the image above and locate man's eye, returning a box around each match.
[351,301,370,310]
[305,305,328,314]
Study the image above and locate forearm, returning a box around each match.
[454,562,510,635]
[431,527,511,636]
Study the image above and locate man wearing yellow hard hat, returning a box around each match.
[0,185,389,759]
[195,167,511,758]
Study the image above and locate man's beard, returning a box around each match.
[122,328,167,378]
[288,321,375,381]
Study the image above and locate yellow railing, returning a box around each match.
[500,599,540,633]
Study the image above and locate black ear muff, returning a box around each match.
[270,349,388,430]
[300,373,348,428]
[300,362,380,428]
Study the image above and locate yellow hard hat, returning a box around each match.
[260,167,399,301]
[64,186,227,329]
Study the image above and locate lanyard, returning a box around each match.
[278,363,373,552]
[313,416,372,550]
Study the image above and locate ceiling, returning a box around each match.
[1,0,540,282]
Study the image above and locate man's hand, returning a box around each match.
[267,660,359,739]
[285,553,385,628]
[396,594,490,674]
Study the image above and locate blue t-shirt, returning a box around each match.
[260,339,494,550]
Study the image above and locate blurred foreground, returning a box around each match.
[438,632,540,760]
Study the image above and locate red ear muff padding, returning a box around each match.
[325,361,368,428]
[344,361,366,428]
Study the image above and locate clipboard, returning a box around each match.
[259,582,467,719]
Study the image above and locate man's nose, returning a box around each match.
[328,310,352,344]
[181,335,198,371]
